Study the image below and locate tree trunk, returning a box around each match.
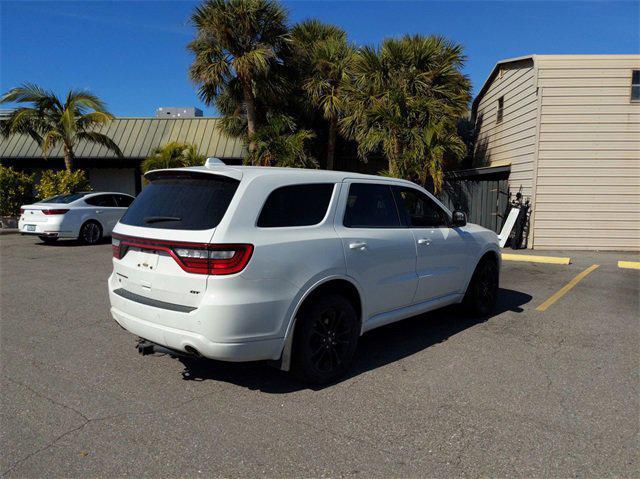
[241,79,258,157]
[326,116,337,170]
[63,143,75,171]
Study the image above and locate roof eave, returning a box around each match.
[471,55,536,115]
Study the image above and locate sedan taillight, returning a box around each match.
[42,209,69,215]
[111,234,253,275]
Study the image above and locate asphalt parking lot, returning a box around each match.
[1,234,638,478]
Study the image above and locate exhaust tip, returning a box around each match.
[184,345,201,357]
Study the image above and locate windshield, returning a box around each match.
[119,172,239,230]
[40,192,90,204]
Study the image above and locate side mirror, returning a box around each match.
[452,210,467,227]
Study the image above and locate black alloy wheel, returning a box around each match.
[464,258,499,317]
[293,294,359,384]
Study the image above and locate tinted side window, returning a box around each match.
[114,195,134,207]
[394,187,448,227]
[343,183,401,228]
[85,195,117,207]
[257,184,334,227]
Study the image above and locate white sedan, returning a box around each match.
[19,192,134,244]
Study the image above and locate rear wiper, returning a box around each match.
[143,216,181,224]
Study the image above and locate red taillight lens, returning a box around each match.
[20,208,25,215]
[112,237,122,259]
[42,209,69,215]
[111,234,253,275]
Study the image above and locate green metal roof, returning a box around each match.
[0,117,247,160]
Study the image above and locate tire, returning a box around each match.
[38,236,58,244]
[462,257,499,317]
[78,221,102,245]
[292,294,360,384]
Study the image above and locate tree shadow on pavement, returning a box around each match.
[174,288,532,393]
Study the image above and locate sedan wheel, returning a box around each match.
[79,221,102,245]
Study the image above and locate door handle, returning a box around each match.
[349,241,367,250]
[417,238,432,246]
[95,210,102,214]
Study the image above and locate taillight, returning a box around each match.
[112,237,122,259]
[42,209,69,215]
[20,208,25,215]
[111,234,253,275]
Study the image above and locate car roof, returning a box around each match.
[147,164,418,186]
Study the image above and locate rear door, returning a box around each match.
[335,181,418,318]
[84,194,120,233]
[112,171,241,309]
[393,186,469,302]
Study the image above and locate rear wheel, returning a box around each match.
[463,257,499,317]
[79,221,102,245]
[292,294,360,384]
[38,236,58,244]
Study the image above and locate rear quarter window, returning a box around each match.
[120,173,239,230]
[257,183,334,227]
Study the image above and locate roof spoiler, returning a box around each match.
[205,157,226,167]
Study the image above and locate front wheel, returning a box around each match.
[292,294,360,384]
[79,221,102,245]
[463,258,499,317]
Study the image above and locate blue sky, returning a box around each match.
[2,1,638,117]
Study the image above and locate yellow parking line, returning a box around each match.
[502,253,571,265]
[536,264,600,312]
[618,261,640,270]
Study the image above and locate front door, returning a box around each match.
[335,181,418,318]
[393,186,469,303]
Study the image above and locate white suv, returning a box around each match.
[108,162,500,383]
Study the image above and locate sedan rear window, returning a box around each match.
[40,192,90,204]
[120,173,239,230]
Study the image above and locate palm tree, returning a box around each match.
[0,83,122,171]
[248,114,316,168]
[292,21,355,170]
[340,35,471,191]
[188,0,289,153]
[141,142,205,173]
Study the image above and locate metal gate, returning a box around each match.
[437,166,510,234]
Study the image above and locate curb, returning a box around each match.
[0,229,19,236]
[618,261,640,270]
[501,253,571,265]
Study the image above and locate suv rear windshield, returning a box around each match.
[120,173,239,230]
[40,192,90,204]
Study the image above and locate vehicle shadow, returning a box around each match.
[34,237,111,247]
[174,288,532,393]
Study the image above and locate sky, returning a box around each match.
[1,0,639,117]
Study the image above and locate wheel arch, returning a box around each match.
[278,275,364,371]
[462,247,501,296]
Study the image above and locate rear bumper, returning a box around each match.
[111,305,284,362]
[18,218,77,238]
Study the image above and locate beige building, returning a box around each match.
[472,54,640,251]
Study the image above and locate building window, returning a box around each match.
[631,70,640,102]
[496,96,504,123]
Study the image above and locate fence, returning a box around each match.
[437,166,510,234]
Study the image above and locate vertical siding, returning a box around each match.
[534,55,640,251]
[473,58,538,200]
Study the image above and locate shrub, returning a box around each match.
[0,166,34,217]
[35,169,91,200]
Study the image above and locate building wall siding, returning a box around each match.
[534,55,640,251]
[473,58,538,199]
